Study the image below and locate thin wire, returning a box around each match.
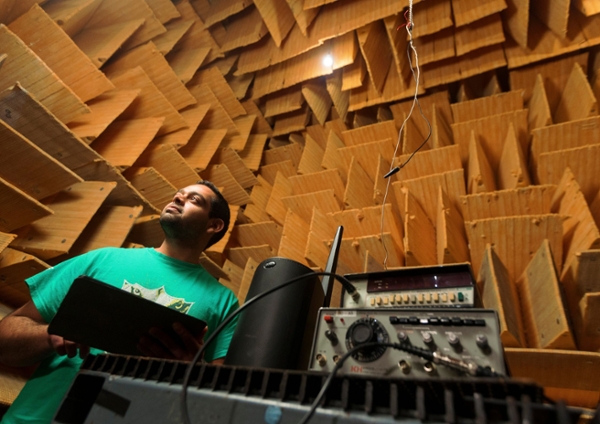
[380,3,432,269]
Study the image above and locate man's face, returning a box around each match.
[159,184,217,240]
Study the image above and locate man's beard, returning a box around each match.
[159,213,202,241]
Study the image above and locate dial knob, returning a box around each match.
[345,318,389,362]
[325,330,338,346]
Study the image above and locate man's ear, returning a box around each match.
[207,218,225,235]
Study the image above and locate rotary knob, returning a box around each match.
[345,318,389,362]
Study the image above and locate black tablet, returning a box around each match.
[48,275,207,356]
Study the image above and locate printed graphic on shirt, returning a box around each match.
[121,280,194,314]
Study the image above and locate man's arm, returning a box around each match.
[0,301,89,367]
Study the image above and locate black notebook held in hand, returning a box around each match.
[48,276,207,356]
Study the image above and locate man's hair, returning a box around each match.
[197,180,230,248]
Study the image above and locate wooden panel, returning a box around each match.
[212,148,258,189]
[297,135,325,175]
[451,90,523,123]
[531,0,570,39]
[145,0,181,23]
[326,69,350,121]
[337,138,394,182]
[188,67,246,119]
[66,205,143,256]
[399,169,466,225]
[551,168,600,277]
[135,143,200,189]
[285,0,318,35]
[410,0,453,38]
[0,247,48,308]
[309,0,406,44]
[465,214,563,282]
[123,166,177,210]
[357,20,393,94]
[73,19,145,68]
[281,189,341,224]
[202,0,253,27]
[174,1,223,65]
[341,120,397,147]
[264,86,304,118]
[194,84,239,137]
[349,59,422,112]
[518,240,576,350]
[343,157,374,209]
[342,51,367,90]
[0,85,156,213]
[219,259,243,297]
[11,182,117,260]
[401,187,437,266]
[91,118,164,169]
[178,129,227,172]
[467,131,497,194]
[238,256,259,303]
[253,0,295,47]
[573,0,600,15]
[460,185,556,222]
[383,14,411,89]
[505,348,600,408]
[42,0,97,36]
[497,123,531,190]
[0,120,82,200]
[237,134,268,172]
[503,14,590,70]
[200,164,252,206]
[396,145,462,181]
[530,116,600,178]
[302,80,332,125]
[454,13,505,56]
[152,18,194,55]
[289,169,345,201]
[260,160,297,186]
[103,42,196,111]
[154,103,210,148]
[538,144,600,203]
[478,245,526,347]
[233,221,282,251]
[272,106,311,137]
[228,244,274,270]
[528,74,553,131]
[0,26,89,124]
[265,172,293,225]
[451,0,507,27]
[503,0,529,48]
[451,109,529,170]
[436,187,470,264]
[278,209,310,265]
[305,208,341,271]
[125,215,163,247]
[67,89,140,143]
[0,177,53,233]
[110,67,187,136]
[9,4,114,103]
[205,204,239,261]
[167,46,210,84]
[422,45,507,90]
[553,62,598,124]
[412,27,455,66]
[85,0,166,50]
[244,176,273,223]
[213,7,269,53]
[252,38,355,98]
[511,52,589,105]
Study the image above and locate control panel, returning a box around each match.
[342,263,478,309]
[308,308,506,379]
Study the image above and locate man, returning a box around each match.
[0,180,239,423]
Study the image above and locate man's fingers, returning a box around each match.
[137,334,175,360]
[173,323,202,353]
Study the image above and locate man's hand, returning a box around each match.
[137,323,208,362]
[48,334,90,359]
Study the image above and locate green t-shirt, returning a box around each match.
[1,247,239,424]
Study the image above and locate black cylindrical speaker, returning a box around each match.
[224,257,323,370]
